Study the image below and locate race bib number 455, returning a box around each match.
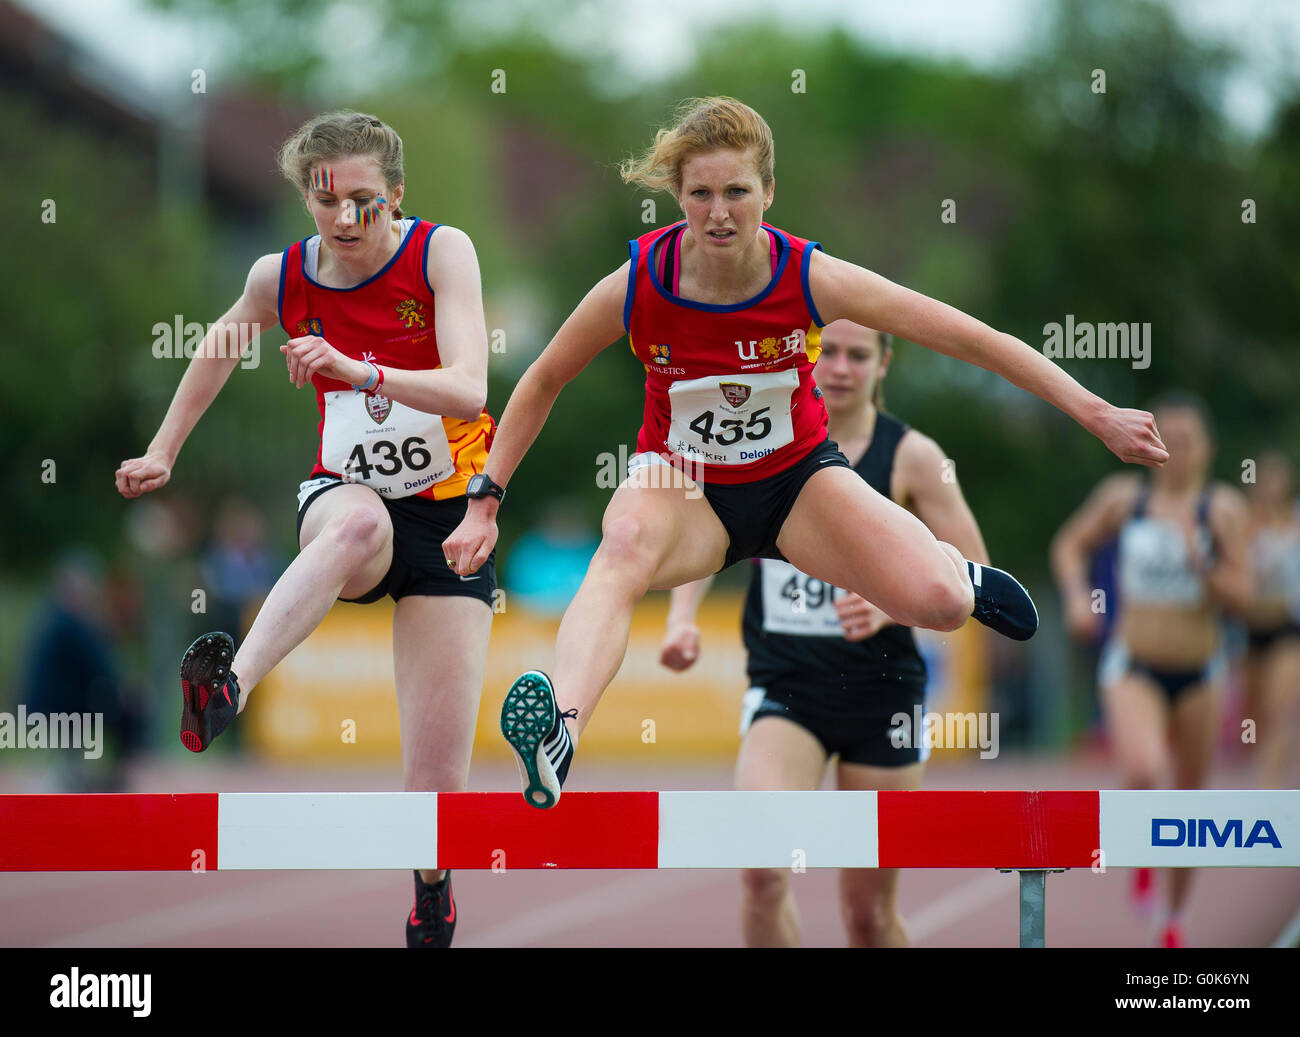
[321,390,454,499]
[667,368,797,466]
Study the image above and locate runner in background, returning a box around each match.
[1242,450,1300,788]
[1051,392,1251,947]
[660,320,990,947]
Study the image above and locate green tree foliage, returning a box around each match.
[9,0,1297,589]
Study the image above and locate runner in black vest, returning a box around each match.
[660,320,990,947]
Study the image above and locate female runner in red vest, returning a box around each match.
[444,96,1168,809]
[116,111,493,947]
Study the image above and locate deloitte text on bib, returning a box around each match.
[321,390,454,498]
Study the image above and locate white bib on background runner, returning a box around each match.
[666,368,798,467]
[760,558,844,636]
[320,390,453,499]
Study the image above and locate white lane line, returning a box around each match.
[456,870,727,948]
[907,871,1018,943]
[41,871,397,948]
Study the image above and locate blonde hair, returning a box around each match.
[873,332,894,409]
[620,96,774,196]
[278,110,405,219]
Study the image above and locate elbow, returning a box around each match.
[452,375,487,422]
[457,391,487,422]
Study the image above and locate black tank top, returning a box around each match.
[742,410,927,691]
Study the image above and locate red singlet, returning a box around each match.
[624,221,828,484]
[278,219,494,501]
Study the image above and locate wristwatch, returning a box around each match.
[465,473,506,503]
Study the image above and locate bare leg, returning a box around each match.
[551,466,728,736]
[836,760,926,947]
[1100,671,1173,925]
[392,594,492,885]
[1167,680,1223,919]
[776,467,973,632]
[229,484,392,706]
[1259,639,1300,788]
[735,716,827,947]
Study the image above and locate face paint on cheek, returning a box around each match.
[310,165,335,192]
[358,196,387,230]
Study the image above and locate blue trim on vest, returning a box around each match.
[420,221,442,299]
[800,240,826,327]
[277,246,291,335]
[300,215,422,292]
[623,239,639,332]
[646,223,793,313]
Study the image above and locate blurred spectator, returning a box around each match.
[200,497,283,639]
[17,549,145,790]
[125,496,205,748]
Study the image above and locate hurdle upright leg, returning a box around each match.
[1000,868,1066,947]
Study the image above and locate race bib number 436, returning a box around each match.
[321,390,454,498]
[667,368,797,466]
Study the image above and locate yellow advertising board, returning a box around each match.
[247,593,988,764]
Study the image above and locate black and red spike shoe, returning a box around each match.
[179,631,240,752]
[406,870,456,948]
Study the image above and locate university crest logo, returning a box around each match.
[366,393,392,424]
[649,343,672,365]
[720,382,751,408]
[395,298,426,329]
[296,318,323,336]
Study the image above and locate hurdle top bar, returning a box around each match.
[1,790,1296,872]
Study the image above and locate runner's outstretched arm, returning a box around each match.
[807,251,1169,468]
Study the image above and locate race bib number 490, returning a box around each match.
[321,390,454,499]
[667,368,797,466]
[760,558,844,637]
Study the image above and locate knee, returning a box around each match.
[740,868,788,909]
[841,894,900,947]
[917,572,971,632]
[595,516,659,583]
[1125,761,1166,790]
[326,506,390,559]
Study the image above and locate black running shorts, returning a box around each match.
[741,672,928,768]
[698,437,853,571]
[295,476,497,607]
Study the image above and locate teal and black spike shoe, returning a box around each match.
[500,670,576,809]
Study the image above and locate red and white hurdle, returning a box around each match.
[4,790,1296,945]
